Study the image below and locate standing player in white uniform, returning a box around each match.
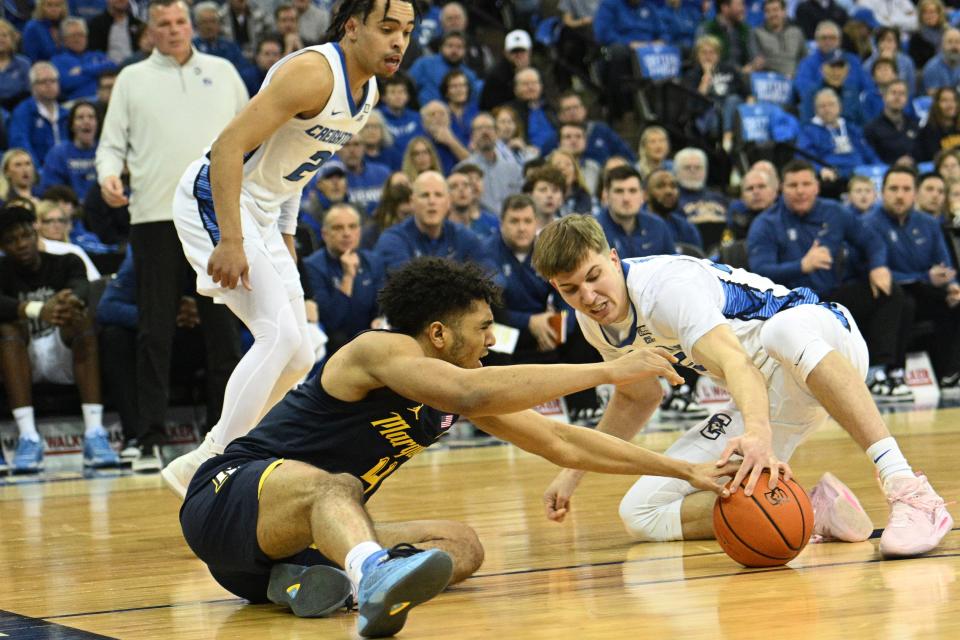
[531,215,952,558]
[162,0,419,497]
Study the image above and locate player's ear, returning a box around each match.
[610,247,620,266]
[427,320,446,349]
[344,15,360,41]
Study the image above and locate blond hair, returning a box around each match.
[547,149,589,193]
[531,214,610,279]
[401,136,441,183]
[0,148,34,202]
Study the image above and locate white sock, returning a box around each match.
[13,406,38,441]
[866,437,914,485]
[82,404,104,437]
[344,541,384,587]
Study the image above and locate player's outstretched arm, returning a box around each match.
[339,333,683,417]
[473,411,737,512]
[692,324,781,496]
[541,378,664,521]
[207,54,334,290]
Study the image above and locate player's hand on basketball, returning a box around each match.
[543,469,584,522]
[101,175,128,207]
[717,434,792,497]
[207,239,251,290]
[688,460,741,498]
[610,348,683,385]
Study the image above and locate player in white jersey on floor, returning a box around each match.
[532,214,952,558]
[162,0,419,497]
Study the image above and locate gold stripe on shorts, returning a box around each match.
[257,459,285,500]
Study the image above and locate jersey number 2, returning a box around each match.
[283,150,333,182]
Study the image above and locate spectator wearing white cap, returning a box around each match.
[480,29,533,111]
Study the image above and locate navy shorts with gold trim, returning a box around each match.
[179,454,335,602]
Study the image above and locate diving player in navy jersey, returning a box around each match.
[179,257,739,638]
[531,214,951,560]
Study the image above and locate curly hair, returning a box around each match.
[378,258,502,336]
[324,0,421,43]
[0,205,39,239]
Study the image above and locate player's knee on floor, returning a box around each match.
[619,482,685,542]
[443,521,484,582]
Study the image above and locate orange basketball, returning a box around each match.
[712,470,814,567]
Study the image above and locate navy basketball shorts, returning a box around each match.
[179,455,336,602]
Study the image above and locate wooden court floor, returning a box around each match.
[1,405,959,639]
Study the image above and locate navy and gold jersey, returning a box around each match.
[223,342,457,500]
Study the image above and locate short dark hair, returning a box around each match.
[0,205,38,239]
[604,165,642,191]
[872,57,898,76]
[324,0,420,43]
[781,159,816,180]
[501,193,536,218]
[522,157,547,177]
[98,68,118,84]
[378,258,501,336]
[882,164,918,189]
[41,184,79,206]
[452,163,483,179]
[918,171,945,187]
[256,36,283,55]
[559,121,587,135]
[763,0,786,8]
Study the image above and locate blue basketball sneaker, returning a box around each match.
[83,431,121,468]
[266,563,353,618]
[12,437,43,474]
[357,543,453,638]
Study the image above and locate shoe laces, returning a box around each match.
[886,477,947,525]
[385,543,424,560]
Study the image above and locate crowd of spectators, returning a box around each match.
[3,0,960,473]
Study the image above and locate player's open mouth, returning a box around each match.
[384,56,401,71]
[591,301,608,315]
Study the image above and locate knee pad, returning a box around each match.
[249,306,303,363]
[618,478,686,542]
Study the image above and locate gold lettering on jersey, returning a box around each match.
[360,456,398,494]
[370,413,425,459]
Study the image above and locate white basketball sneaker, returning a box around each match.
[160,433,224,500]
[880,473,953,558]
[810,472,874,543]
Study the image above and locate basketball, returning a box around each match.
[713,470,814,567]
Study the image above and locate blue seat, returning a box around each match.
[913,95,933,126]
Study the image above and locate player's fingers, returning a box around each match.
[768,464,780,490]
[729,464,748,494]
[780,461,794,482]
[716,441,737,466]
[651,347,678,363]
[743,464,764,497]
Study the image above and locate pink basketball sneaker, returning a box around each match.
[880,473,953,558]
[810,472,874,543]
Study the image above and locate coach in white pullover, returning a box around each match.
[95,0,247,470]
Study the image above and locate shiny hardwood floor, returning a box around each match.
[1,405,958,639]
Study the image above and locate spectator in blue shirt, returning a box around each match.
[50,18,117,102]
[358,109,403,171]
[336,136,391,217]
[482,193,576,364]
[22,0,68,62]
[0,20,32,110]
[378,74,425,164]
[643,169,703,249]
[594,0,663,47]
[748,160,911,396]
[441,68,478,148]
[39,100,98,202]
[659,0,702,51]
[864,79,921,165]
[9,62,69,169]
[240,37,281,98]
[192,2,247,72]
[446,166,499,240]
[921,27,960,94]
[553,91,636,166]
[798,50,869,125]
[727,164,779,240]
[796,88,880,190]
[408,31,481,106]
[863,166,960,388]
[374,170,487,272]
[794,21,873,117]
[595,165,674,258]
[303,203,385,357]
[509,67,557,152]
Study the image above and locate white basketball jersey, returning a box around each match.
[237,43,378,217]
[577,255,845,384]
